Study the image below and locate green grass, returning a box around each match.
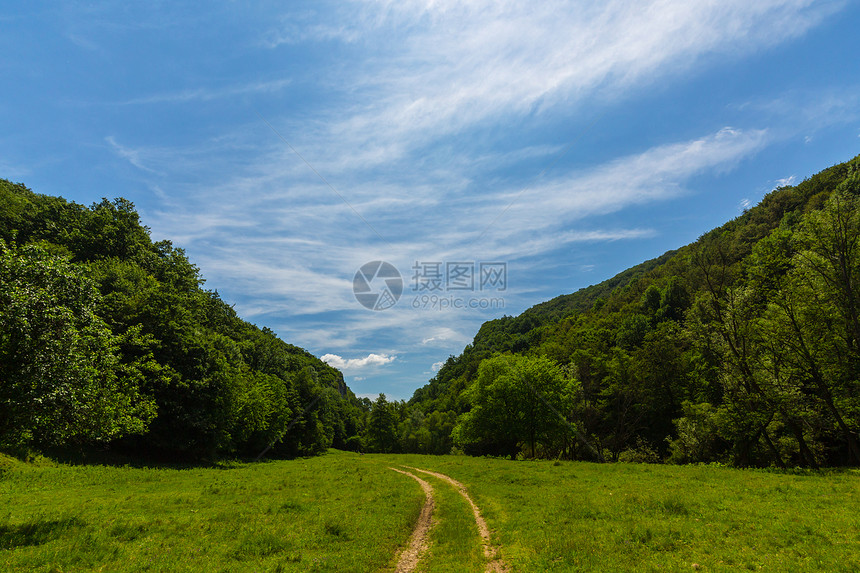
[416,471,483,572]
[378,454,860,572]
[2,450,859,572]
[0,451,421,572]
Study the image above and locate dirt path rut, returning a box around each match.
[389,465,507,573]
[388,468,435,573]
[404,466,507,573]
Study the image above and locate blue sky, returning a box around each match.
[3,1,860,400]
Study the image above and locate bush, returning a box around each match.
[618,439,662,463]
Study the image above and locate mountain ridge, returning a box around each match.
[403,153,860,466]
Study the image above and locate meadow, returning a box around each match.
[386,454,860,572]
[0,451,421,572]
[1,450,858,572]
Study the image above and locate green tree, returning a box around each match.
[769,184,860,464]
[0,241,155,449]
[367,394,399,453]
[667,401,724,464]
[0,181,362,460]
[453,354,575,458]
[615,314,650,349]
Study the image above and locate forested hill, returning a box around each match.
[406,153,860,467]
[0,180,364,460]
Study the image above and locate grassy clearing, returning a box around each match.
[3,450,859,572]
[380,454,860,572]
[0,451,420,572]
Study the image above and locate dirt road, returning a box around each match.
[388,468,435,573]
[388,466,507,572]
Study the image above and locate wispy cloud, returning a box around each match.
[497,127,769,226]
[259,0,836,170]
[421,327,468,346]
[101,0,846,395]
[776,175,798,188]
[119,79,292,106]
[135,123,771,387]
[735,85,860,131]
[105,136,160,173]
[144,124,769,289]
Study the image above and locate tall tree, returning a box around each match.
[772,183,860,464]
[368,394,399,453]
[0,241,155,449]
[453,354,575,458]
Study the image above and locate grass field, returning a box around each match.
[2,450,858,572]
[383,454,860,572]
[0,452,421,572]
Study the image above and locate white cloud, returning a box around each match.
[113,1,844,395]
[464,127,768,251]
[421,327,468,346]
[105,136,160,173]
[739,87,860,134]
[320,353,396,371]
[775,175,798,188]
[141,123,771,371]
[260,0,837,169]
[431,361,444,372]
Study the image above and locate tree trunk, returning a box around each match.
[788,419,819,469]
[761,427,787,469]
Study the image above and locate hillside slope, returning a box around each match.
[406,153,860,467]
[0,180,363,459]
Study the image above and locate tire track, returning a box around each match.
[404,466,507,573]
[388,468,435,573]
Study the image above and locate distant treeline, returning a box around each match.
[383,154,860,468]
[0,180,371,460]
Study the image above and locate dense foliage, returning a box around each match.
[0,180,365,459]
[398,154,860,467]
